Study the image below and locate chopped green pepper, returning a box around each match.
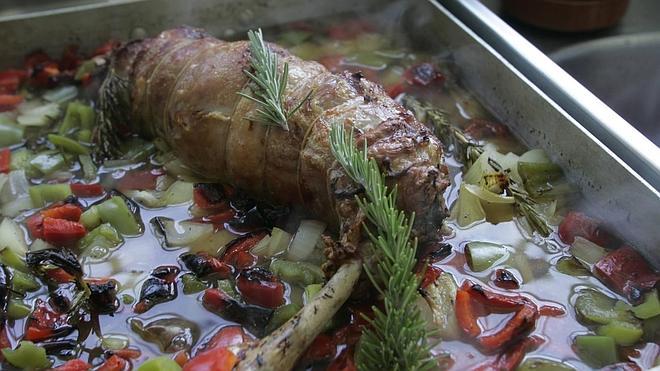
[632,290,660,319]
[48,134,90,155]
[574,289,638,325]
[266,303,302,334]
[0,122,24,147]
[574,335,618,368]
[29,183,73,207]
[182,273,206,294]
[2,341,52,369]
[80,205,102,230]
[464,241,509,272]
[11,269,40,293]
[29,151,66,176]
[59,101,95,134]
[7,299,31,319]
[137,356,182,371]
[79,223,122,249]
[597,320,643,346]
[96,196,141,235]
[0,249,28,272]
[270,259,324,286]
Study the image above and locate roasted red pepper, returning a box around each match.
[116,168,164,191]
[193,183,229,210]
[304,334,338,362]
[112,348,142,360]
[464,119,510,140]
[41,203,83,221]
[183,346,238,371]
[0,148,10,174]
[0,69,27,94]
[455,289,481,338]
[46,267,77,283]
[180,252,232,280]
[42,217,87,246]
[53,359,92,371]
[199,325,251,354]
[236,267,285,308]
[474,336,544,371]
[222,233,266,270]
[70,182,105,197]
[24,299,72,341]
[97,355,127,371]
[0,94,23,112]
[558,211,618,248]
[91,40,121,57]
[420,265,443,290]
[594,245,660,303]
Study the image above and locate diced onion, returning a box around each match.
[30,239,54,252]
[571,237,607,270]
[252,227,292,258]
[43,86,78,103]
[190,229,237,255]
[287,220,326,262]
[125,180,193,208]
[16,102,61,127]
[0,218,28,255]
[1,170,30,204]
[152,217,214,247]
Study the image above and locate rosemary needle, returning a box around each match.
[330,124,435,371]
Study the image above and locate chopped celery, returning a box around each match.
[0,248,28,272]
[182,273,206,294]
[574,289,638,325]
[29,151,65,175]
[80,205,102,230]
[597,320,643,345]
[571,237,607,270]
[137,356,182,371]
[79,223,123,259]
[266,303,302,334]
[11,269,40,293]
[79,154,97,181]
[9,148,33,172]
[59,101,95,134]
[287,220,326,262]
[270,259,324,286]
[29,183,72,207]
[48,134,90,155]
[2,341,51,369]
[451,183,486,227]
[304,283,322,304]
[422,272,461,340]
[250,235,272,256]
[632,290,660,319]
[152,217,213,247]
[465,241,510,272]
[0,122,24,147]
[0,218,28,255]
[574,335,618,368]
[96,196,141,235]
[518,161,563,198]
[517,358,575,371]
[7,299,31,319]
[556,256,590,276]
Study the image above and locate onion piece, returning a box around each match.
[571,237,607,270]
[0,218,28,256]
[252,228,292,258]
[287,220,326,262]
[190,229,237,255]
[42,86,78,104]
[125,180,193,208]
[16,102,61,127]
[152,217,214,248]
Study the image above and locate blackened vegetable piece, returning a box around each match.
[130,315,200,353]
[151,265,180,282]
[27,248,83,279]
[193,183,227,209]
[86,279,119,314]
[493,269,520,290]
[0,264,9,320]
[40,339,79,358]
[180,253,232,280]
[222,233,267,270]
[24,299,73,341]
[49,282,77,312]
[202,288,273,337]
[236,267,285,309]
[135,275,177,314]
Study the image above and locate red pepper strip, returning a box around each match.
[60,45,82,71]
[26,213,45,240]
[184,346,239,371]
[0,325,10,362]
[46,267,77,284]
[594,245,660,303]
[202,209,235,229]
[327,347,357,371]
[222,233,266,270]
[0,94,23,112]
[92,40,121,57]
[30,61,61,88]
[464,119,510,140]
[202,288,229,313]
[474,335,544,371]
[24,50,51,71]
[42,217,87,246]
[97,355,127,371]
[112,348,142,360]
[52,359,92,371]
[455,289,481,338]
[0,148,10,174]
[539,305,566,317]
[25,299,71,341]
[200,325,251,354]
[304,334,338,361]
[70,183,105,197]
[0,70,28,95]
[558,211,618,248]
[465,282,530,310]
[236,268,285,309]
[116,168,164,191]
[174,351,190,367]
[193,187,228,210]
[41,203,83,221]
[477,304,539,352]
[420,265,443,290]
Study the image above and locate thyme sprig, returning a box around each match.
[238,29,308,131]
[330,124,435,371]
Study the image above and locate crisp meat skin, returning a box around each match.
[99,26,450,253]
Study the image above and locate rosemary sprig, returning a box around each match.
[238,29,308,131]
[330,124,435,371]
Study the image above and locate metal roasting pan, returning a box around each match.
[0,0,658,268]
